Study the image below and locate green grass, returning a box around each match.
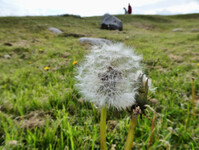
[0,14,199,149]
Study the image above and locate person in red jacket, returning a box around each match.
[128,3,132,14]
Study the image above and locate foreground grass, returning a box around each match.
[0,14,199,149]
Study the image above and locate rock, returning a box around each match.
[190,28,199,32]
[4,54,11,59]
[172,28,183,32]
[48,27,63,34]
[79,37,112,45]
[101,14,123,31]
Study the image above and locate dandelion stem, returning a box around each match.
[100,106,107,150]
[191,78,196,118]
[124,115,137,150]
[148,112,156,149]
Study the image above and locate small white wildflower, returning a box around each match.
[75,43,151,110]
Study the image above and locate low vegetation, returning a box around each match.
[0,14,199,149]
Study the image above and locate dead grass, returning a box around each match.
[168,54,184,63]
[16,110,52,130]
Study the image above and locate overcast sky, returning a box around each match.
[0,0,199,17]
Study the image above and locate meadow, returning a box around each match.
[0,14,199,149]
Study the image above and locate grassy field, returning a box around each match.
[0,14,199,149]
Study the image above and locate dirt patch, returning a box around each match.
[1,47,33,60]
[13,40,31,47]
[143,59,160,66]
[190,28,199,32]
[61,33,86,38]
[61,52,71,58]
[169,54,184,63]
[181,51,199,56]
[3,42,12,46]
[134,23,156,30]
[107,120,118,130]
[0,100,14,112]
[154,66,168,73]
[191,56,199,62]
[149,98,160,105]
[16,110,52,130]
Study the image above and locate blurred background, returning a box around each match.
[0,0,199,17]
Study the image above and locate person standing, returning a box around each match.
[128,3,132,14]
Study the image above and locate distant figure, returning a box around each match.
[128,3,132,14]
[123,7,128,14]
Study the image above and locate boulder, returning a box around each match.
[101,14,123,31]
[78,37,112,46]
[48,27,63,34]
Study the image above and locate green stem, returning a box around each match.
[100,106,107,150]
[191,78,196,118]
[148,112,156,149]
[124,115,137,150]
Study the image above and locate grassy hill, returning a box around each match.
[0,14,199,149]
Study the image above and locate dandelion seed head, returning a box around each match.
[75,43,152,110]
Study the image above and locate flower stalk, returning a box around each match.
[148,112,156,148]
[124,115,137,150]
[100,106,107,150]
[125,75,150,150]
[191,78,196,118]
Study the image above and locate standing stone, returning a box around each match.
[101,14,123,31]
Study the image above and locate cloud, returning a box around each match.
[134,0,199,15]
[156,2,199,15]
[0,0,199,16]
